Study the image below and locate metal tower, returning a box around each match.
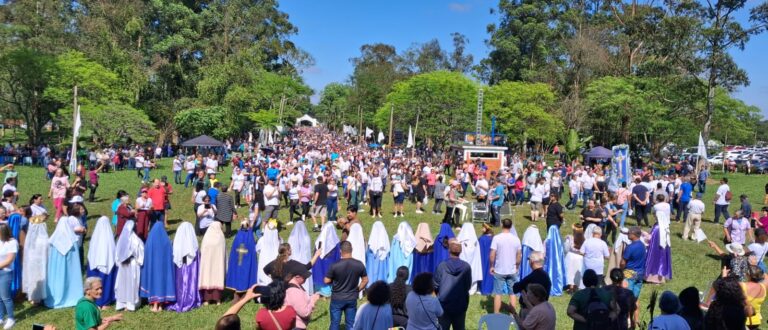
[475,88,483,144]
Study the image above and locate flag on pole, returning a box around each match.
[248,131,253,143]
[378,131,385,143]
[698,132,707,159]
[69,105,82,174]
[365,127,373,138]
[267,129,274,144]
[407,125,414,148]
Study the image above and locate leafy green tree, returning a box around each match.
[58,103,157,144]
[174,106,236,140]
[349,44,404,128]
[315,83,352,131]
[485,81,562,145]
[375,71,477,146]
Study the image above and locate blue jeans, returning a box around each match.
[174,170,182,184]
[566,193,578,209]
[627,274,644,298]
[620,201,628,227]
[582,189,593,208]
[676,200,690,222]
[143,168,150,182]
[698,180,706,193]
[184,172,195,188]
[714,204,729,224]
[327,198,338,221]
[329,299,357,330]
[0,271,13,320]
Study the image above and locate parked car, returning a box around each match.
[754,160,768,174]
[707,155,724,166]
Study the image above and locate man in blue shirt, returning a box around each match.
[676,177,694,222]
[265,161,280,181]
[621,226,647,298]
[698,166,710,193]
[489,179,505,226]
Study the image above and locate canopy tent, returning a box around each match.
[583,146,612,165]
[295,114,319,127]
[180,135,224,147]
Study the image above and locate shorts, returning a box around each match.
[493,273,519,295]
[394,193,405,204]
[530,201,542,211]
[311,205,327,217]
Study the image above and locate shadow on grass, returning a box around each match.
[14,303,48,321]
[705,253,723,261]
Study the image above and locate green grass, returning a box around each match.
[10,161,768,329]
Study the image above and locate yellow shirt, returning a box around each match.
[742,282,766,326]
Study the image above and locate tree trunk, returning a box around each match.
[704,67,716,144]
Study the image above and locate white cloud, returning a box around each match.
[448,2,471,13]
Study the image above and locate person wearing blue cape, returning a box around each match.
[544,225,566,296]
[6,213,23,296]
[312,222,340,296]
[520,225,544,279]
[86,216,117,307]
[388,222,416,283]
[140,221,176,312]
[45,215,83,309]
[410,223,434,283]
[365,221,389,285]
[225,224,258,301]
[433,223,455,272]
[478,224,494,295]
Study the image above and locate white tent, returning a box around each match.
[295,114,319,127]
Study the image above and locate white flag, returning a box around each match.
[365,127,373,138]
[267,129,274,144]
[378,131,385,143]
[407,125,414,148]
[248,131,253,143]
[69,105,82,174]
[73,105,82,138]
[698,132,707,159]
[695,228,708,243]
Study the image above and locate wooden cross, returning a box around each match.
[236,243,249,266]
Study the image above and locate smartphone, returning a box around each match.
[33,325,45,330]
[205,204,211,209]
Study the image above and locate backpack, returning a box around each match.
[725,190,733,202]
[586,288,611,330]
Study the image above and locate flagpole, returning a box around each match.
[388,104,394,146]
[69,85,79,174]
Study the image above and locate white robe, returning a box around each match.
[114,221,144,311]
[88,216,115,273]
[173,222,199,267]
[367,221,390,260]
[23,221,48,302]
[347,223,366,267]
[457,222,483,294]
[288,221,313,294]
[256,227,281,285]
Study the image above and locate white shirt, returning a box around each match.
[205,158,218,174]
[569,179,581,195]
[136,196,153,211]
[475,179,489,197]
[134,156,145,168]
[263,184,279,206]
[184,160,196,173]
[530,184,547,203]
[196,204,217,229]
[749,242,768,262]
[490,232,522,275]
[30,204,48,216]
[687,199,705,214]
[231,173,245,190]
[194,190,207,204]
[580,174,595,190]
[172,158,183,171]
[0,239,18,271]
[580,237,609,275]
[716,184,730,205]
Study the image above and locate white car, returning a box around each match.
[707,155,724,166]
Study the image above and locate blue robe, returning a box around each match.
[312,243,340,296]
[520,245,535,279]
[387,240,413,283]
[544,226,566,296]
[86,266,117,306]
[44,245,82,309]
[433,223,455,273]
[365,249,389,286]
[410,251,434,284]
[479,234,494,295]
[7,214,22,296]
[140,222,176,303]
[225,228,258,291]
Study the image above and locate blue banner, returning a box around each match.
[608,145,630,193]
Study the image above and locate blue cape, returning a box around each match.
[433,223,455,272]
[140,222,176,303]
[7,214,21,296]
[365,249,389,286]
[226,228,258,291]
[544,225,566,296]
[479,234,494,295]
[387,240,413,283]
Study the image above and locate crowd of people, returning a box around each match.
[0,126,765,330]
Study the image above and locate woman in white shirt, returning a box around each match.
[368,170,384,218]
[530,177,547,222]
[0,223,17,328]
[196,195,217,236]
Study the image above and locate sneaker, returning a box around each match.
[4,318,14,329]
[286,221,294,226]
[312,226,321,232]
[415,210,423,214]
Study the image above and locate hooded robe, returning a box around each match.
[168,222,201,312]
[645,202,673,283]
[366,221,389,286]
[23,214,48,303]
[564,225,585,287]
[7,213,22,296]
[256,226,281,286]
[140,222,176,304]
[411,223,434,283]
[86,216,117,307]
[347,223,366,267]
[606,228,631,286]
[388,222,416,283]
[312,222,340,296]
[433,223,455,272]
[115,220,144,311]
[44,217,83,309]
[544,225,566,296]
[288,221,313,294]
[199,221,226,301]
[226,226,258,292]
[478,230,494,295]
[457,222,483,294]
[520,225,544,280]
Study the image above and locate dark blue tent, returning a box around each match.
[583,146,612,165]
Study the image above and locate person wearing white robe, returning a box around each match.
[457,222,483,294]
[114,220,144,311]
[288,220,314,294]
[366,221,389,285]
[520,225,544,280]
[347,223,366,267]
[199,221,226,304]
[86,216,117,307]
[256,226,282,285]
[45,214,83,309]
[388,222,416,283]
[23,210,48,304]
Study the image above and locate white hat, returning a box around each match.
[69,195,84,204]
[726,243,745,256]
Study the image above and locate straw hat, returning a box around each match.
[726,243,745,256]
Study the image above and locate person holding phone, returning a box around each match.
[196,196,217,236]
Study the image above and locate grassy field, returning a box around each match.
[10,160,768,329]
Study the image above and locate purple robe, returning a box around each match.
[312,243,340,295]
[168,252,201,312]
[644,224,672,283]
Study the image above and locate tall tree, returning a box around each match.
[485,81,562,146]
[315,83,352,132]
[348,43,403,128]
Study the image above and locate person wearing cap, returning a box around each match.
[649,291,690,330]
[724,210,752,245]
[134,187,152,240]
[683,192,705,241]
[283,262,321,330]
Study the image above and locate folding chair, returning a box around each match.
[471,201,490,223]
[477,313,517,330]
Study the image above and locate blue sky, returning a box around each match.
[280,0,767,116]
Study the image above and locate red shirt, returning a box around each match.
[255,306,296,330]
[146,187,166,211]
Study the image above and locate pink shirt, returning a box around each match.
[50,176,69,199]
[284,285,316,329]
